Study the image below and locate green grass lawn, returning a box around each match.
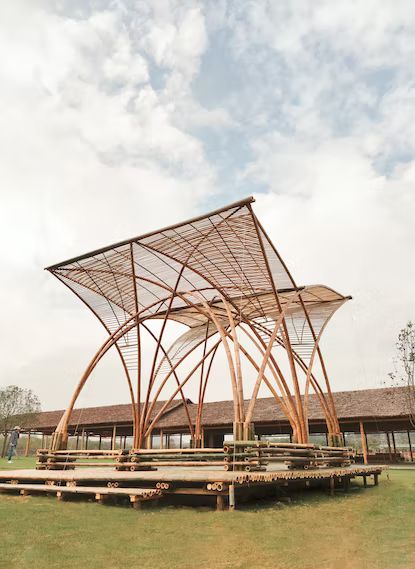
[0,456,37,470]
[0,460,413,569]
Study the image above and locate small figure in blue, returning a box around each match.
[7,426,21,463]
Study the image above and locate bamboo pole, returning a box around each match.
[220,295,245,422]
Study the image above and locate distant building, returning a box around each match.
[23,386,414,462]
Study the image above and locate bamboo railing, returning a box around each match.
[37,442,355,472]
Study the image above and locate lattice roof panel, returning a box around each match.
[47,197,351,362]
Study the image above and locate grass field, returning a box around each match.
[0,458,414,569]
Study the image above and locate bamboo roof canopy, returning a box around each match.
[46,196,351,450]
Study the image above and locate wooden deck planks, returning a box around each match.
[0,464,386,484]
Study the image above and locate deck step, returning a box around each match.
[0,482,162,501]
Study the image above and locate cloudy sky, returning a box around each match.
[1,0,414,410]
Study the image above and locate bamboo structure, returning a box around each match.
[0,462,386,511]
[46,197,351,453]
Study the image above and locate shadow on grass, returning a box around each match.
[237,479,374,512]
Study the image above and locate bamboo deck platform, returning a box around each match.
[0,464,386,510]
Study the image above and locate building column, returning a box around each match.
[160,429,164,450]
[98,434,102,450]
[391,431,397,454]
[407,431,413,462]
[359,421,368,465]
[24,431,31,457]
[111,425,117,450]
[386,432,392,461]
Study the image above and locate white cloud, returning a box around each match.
[203,0,415,391]
[0,0,414,410]
[0,0,215,408]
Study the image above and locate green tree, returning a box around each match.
[389,321,415,427]
[0,385,41,456]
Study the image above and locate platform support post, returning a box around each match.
[216,494,225,511]
[374,473,379,486]
[228,484,235,511]
[130,496,141,510]
[363,475,367,487]
[329,477,335,497]
[359,421,368,465]
[95,493,106,505]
